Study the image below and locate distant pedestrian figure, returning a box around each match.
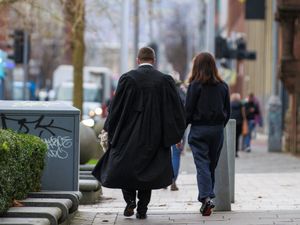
[170,80,187,191]
[243,93,260,152]
[186,52,230,216]
[230,93,246,157]
[92,47,186,219]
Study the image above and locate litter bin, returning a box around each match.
[0,101,80,191]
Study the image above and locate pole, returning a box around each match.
[272,0,278,95]
[120,0,130,74]
[134,0,139,67]
[148,0,154,42]
[23,31,29,100]
[268,0,282,152]
[205,0,215,54]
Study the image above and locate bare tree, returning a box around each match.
[1,0,85,116]
[0,0,65,88]
[163,5,188,81]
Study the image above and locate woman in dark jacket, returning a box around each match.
[186,52,230,216]
[230,93,245,157]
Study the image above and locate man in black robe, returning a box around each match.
[92,47,186,219]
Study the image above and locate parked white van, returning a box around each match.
[52,65,113,121]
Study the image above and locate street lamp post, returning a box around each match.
[120,0,130,74]
[205,0,215,54]
[23,31,29,100]
[133,0,139,67]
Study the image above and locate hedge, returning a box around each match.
[0,129,47,214]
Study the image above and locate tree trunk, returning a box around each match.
[72,0,84,119]
[64,0,85,119]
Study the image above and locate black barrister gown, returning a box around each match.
[92,65,186,190]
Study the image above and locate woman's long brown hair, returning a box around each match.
[188,52,223,84]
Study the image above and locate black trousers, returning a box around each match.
[236,123,242,154]
[122,189,152,214]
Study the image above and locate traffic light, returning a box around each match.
[236,38,256,60]
[8,29,30,64]
[215,36,230,59]
[215,36,256,60]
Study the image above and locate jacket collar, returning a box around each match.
[138,63,153,68]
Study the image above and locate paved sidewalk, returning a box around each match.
[71,135,300,225]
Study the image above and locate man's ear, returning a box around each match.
[136,58,140,65]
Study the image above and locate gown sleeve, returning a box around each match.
[162,75,186,147]
[103,75,136,147]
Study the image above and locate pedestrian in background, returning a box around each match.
[230,93,245,157]
[92,47,186,220]
[185,52,230,216]
[170,80,187,191]
[243,93,260,152]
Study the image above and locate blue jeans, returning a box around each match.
[243,120,256,149]
[188,125,224,202]
[171,145,181,182]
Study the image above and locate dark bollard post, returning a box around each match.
[268,96,282,152]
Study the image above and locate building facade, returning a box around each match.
[276,0,300,153]
[223,0,275,130]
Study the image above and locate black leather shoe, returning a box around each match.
[136,212,147,219]
[123,201,136,217]
[200,199,215,216]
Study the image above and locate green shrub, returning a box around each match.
[0,129,47,214]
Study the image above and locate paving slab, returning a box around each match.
[2,207,61,225]
[80,171,93,175]
[0,218,50,225]
[28,192,81,213]
[20,198,72,223]
[80,165,95,171]
[79,175,96,180]
[79,180,100,192]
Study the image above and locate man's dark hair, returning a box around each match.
[138,47,156,61]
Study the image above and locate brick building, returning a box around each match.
[220,0,275,130]
[276,0,300,153]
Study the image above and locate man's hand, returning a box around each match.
[98,129,108,152]
[176,142,183,150]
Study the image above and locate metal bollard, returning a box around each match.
[268,96,282,152]
[227,119,236,203]
[214,119,236,211]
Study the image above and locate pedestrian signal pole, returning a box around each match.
[22,31,30,100]
[133,0,139,67]
[120,0,130,74]
[205,0,215,54]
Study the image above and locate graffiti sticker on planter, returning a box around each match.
[44,135,73,160]
[0,101,80,191]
